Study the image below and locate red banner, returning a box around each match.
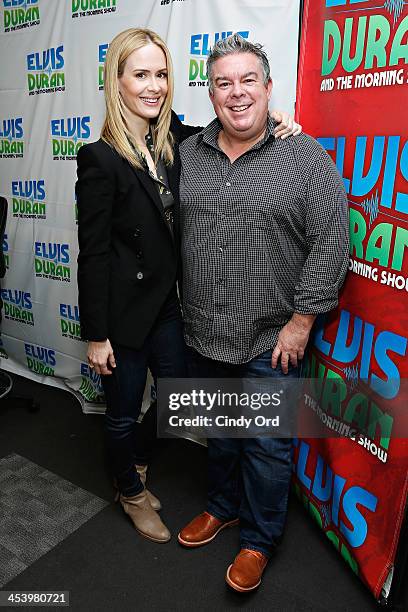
[295,0,408,600]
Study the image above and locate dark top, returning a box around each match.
[76,111,200,349]
[179,116,350,363]
[131,132,175,238]
[130,131,178,322]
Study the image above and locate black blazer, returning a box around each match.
[76,112,200,349]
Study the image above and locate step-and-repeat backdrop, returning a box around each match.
[0,0,300,412]
[2,0,406,603]
[295,0,408,602]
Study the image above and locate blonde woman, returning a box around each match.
[76,28,300,544]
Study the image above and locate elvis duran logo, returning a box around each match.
[0,117,24,158]
[319,134,408,293]
[98,43,108,90]
[314,309,407,401]
[27,45,65,96]
[303,309,408,464]
[318,135,408,215]
[320,0,408,92]
[2,234,9,270]
[25,343,56,376]
[348,207,408,293]
[188,30,249,85]
[0,288,34,325]
[292,438,378,574]
[3,0,40,33]
[11,180,46,220]
[72,0,116,18]
[59,303,83,342]
[79,362,104,402]
[34,242,71,282]
[324,0,404,20]
[51,116,91,160]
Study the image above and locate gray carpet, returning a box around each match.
[1,375,406,611]
[0,453,108,587]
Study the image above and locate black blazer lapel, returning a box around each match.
[131,166,176,247]
[132,167,162,213]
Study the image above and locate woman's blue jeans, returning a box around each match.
[188,347,297,557]
[102,315,187,497]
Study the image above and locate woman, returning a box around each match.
[76,28,300,544]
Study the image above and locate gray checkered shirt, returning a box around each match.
[179,116,349,364]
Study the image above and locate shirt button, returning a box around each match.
[134,228,141,237]
[218,247,223,253]
[137,272,143,280]
[225,182,231,187]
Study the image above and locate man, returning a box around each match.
[177,34,349,592]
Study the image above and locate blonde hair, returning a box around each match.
[101,28,174,169]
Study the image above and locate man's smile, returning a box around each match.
[229,104,251,113]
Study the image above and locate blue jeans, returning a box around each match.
[188,347,298,557]
[102,315,187,497]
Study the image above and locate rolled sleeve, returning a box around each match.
[294,148,349,314]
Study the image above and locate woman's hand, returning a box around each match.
[87,339,116,376]
[271,110,302,140]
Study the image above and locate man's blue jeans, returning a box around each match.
[101,315,187,497]
[188,347,298,557]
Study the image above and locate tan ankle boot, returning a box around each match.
[113,466,162,510]
[120,490,170,543]
[135,464,162,511]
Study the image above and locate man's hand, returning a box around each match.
[272,313,316,374]
[271,110,302,139]
[87,339,116,376]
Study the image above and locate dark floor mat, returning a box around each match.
[0,453,108,587]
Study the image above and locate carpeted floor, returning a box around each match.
[0,373,406,612]
[0,453,107,587]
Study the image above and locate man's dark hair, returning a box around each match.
[206,33,271,93]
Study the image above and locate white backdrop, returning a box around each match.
[0,0,300,413]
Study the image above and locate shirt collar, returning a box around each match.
[199,114,277,152]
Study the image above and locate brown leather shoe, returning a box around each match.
[178,511,238,547]
[226,549,268,592]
